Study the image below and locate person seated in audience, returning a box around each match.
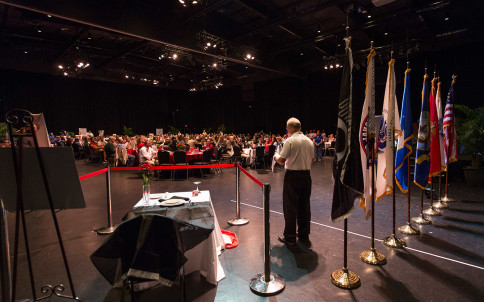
[89,137,105,160]
[63,131,70,138]
[205,138,215,157]
[104,137,116,162]
[49,132,55,143]
[1,139,10,148]
[187,135,197,149]
[65,137,73,147]
[139,140,158,165]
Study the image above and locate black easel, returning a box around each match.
[6,109,81,301]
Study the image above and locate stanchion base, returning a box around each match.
[433,200,448,209]
[360,248,386,265]
[412,214,432,225]
[227,218,249,226]
[96,226,117,235]
[441,195,453,202]
[398,223,420,235]
[330,268,361,289]
[383,234,407,248]
[423,207,441,216]
[249,273,285,296]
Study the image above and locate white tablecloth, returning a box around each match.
[134,190,225,284]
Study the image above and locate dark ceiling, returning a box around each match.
[0,0,482,91]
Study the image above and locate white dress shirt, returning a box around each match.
[279,131,314,170]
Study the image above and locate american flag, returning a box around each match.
[443,78,458,166]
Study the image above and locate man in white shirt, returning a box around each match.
[139,140,158,165]
[274,117,314,247]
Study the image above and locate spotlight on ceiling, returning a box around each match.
[444,12,450,21]
[330,64,334,69]
[58,65,63,69]
[324,66,328,70]
[336,63,340,68]
[172,53,178,59]
[368,14,372,18]
[125,75,129,79]
[63,72,68,76]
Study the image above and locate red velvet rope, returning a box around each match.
[79,168,108,181]
[111,163,235,171]
[237,164,263,187]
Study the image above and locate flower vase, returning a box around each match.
[142,184,151,205]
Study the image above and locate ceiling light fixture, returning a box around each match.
[58,65,63,69]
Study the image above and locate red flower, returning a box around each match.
[141,163,152,170]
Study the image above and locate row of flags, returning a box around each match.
[331,39,458,221]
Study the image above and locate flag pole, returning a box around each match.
[384,51,406,248]
[442,75,457,203]
[360,61,386,264]
[398,144,420,234]
[330,20,361,289]
[413,189,431,224]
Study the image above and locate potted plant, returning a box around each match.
[454,105,484,185]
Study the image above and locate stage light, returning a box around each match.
[125,75,129,79]
[77,62,84,68]
[24,50,28,54]
[153,80,159,85]
[193,0,198,4]
[37,28,42,33]
[58,65,63,69]
[384,32,388,35]
[324,66,328,70]
[330,64,334,69]
[87,33,92,40]
[368,15,372,18]
[317,25,321,33]
[63,72,68,76]
[336,63,340,67]
[213,44,217,48]
[444,12,450,21]
[172,53,178,59]
[207,42,211,47]
[213,63,217,67]
[84,63,90,68]
[300,52,304,56]
[47,14,52,18]
[179,0,185,3]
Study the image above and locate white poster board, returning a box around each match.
[156,128,163,136]
[98,130,104,137]
[79,128,87,136]
[32,113,50,147]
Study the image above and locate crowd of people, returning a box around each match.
[0,128,336,167]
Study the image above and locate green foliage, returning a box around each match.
[0,123,7,139]
[122,125,135,137]
[455,105,484,168]
[203,127,212,133]
[217,124,227,133]
[167,125,180,134]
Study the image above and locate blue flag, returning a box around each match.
[414,74,431,189]
[395,69,413,192]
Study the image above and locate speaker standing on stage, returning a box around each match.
[274,117,314,247]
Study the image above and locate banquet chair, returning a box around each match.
[264,145,276,168]
[193,149,213,178]
[210,147,223,174]
[173,151,188,180]
[232,146,242,164]
[84,147,103,164]
[252,146,265,169]
[157,150,171,179]
[328,141,336,156]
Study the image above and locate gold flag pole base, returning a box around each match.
[360,248,387,265]
[383,233,407,248]
[330,267,361,289]
[412,214,432,225]
[423,206,441,216]
[433,200,448,209]
[398,222,420,235]
[441,195,453,202]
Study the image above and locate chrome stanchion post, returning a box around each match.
[0,199,12,302]
[249,184,285,296]
[97,165,117,235]
[228,165,249,226]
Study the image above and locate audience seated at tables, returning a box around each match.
[139,140,158,165]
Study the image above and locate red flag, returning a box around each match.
[429,77,443,177]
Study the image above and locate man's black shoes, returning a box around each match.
[278,235,297,245]
[299,238,312,249]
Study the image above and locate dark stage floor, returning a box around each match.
[4,157,484,301]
